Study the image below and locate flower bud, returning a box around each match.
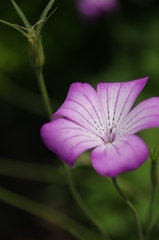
[28,31,45,69]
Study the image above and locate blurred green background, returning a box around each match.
[0,0,159,239]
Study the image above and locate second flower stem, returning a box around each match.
[64,164,109,240]
[112,177,144,240]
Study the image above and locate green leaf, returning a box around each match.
[36,0,55,33]
[11,0,31,30]
[0,19,28,37]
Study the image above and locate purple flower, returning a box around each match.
[76,0,120,18]
[41,77,159,177]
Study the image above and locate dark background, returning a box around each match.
[0,0,159,239]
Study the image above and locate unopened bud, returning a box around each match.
[28,30,45,69]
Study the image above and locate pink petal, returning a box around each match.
[91,135,149,177]
[116,97,159,137]
[76,0,119,17]
[41,118,103,166]
[97,77,148,136]
[52,82,107,141]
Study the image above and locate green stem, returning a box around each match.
[112,177,144,240]
[145,186,156,239]
[64,164,109,240]
[0,186,100,240]
[35,68,53,120]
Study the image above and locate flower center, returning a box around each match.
[101,125,116,145]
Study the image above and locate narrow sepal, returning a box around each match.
[11,0,31,29]
[0,19,28,37]
[36,0,56,33]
